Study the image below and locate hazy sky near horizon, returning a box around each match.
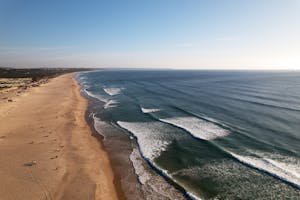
[0,0,299,69]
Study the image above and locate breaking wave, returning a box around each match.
[103,87,123,96]
[159,116,229,140]
[141,107,161,113]
[230,152,300,189]
[117,121,170,160]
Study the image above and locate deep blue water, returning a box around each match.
[78,70,300,199]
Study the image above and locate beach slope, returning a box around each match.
[0,73,118,200]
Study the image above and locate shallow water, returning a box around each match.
[78,70,300,199]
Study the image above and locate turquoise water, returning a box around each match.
[78,70,300,199]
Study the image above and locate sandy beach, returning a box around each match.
[0,73,119,200]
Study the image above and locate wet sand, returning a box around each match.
[0,73,119,200]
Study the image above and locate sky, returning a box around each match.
[0,0,299,69]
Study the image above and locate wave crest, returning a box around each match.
[117,121,170,160]
[160,116,229,140]
[103,87,123,96]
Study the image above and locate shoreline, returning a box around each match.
[0,73,119,200]
[80,82,127,200]
[77,72,188,200]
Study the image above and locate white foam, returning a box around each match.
[230,152,300,188]
[117,121,170,160]
[141,107,161,113]
[104,100,119,109]
[83,88,108,103]
[159,116,229,140]
[83,88,99,99]
[187,192,203,200]
[119,121,203,199]
[84,89,119,109]
[129,149,187,199]
[103,87,123,96]
[129,148,151,184]
[92,115,107,139]
[151,163,203,200]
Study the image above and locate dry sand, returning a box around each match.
[0,73,119,200]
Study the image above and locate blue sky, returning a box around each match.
[0,0,299,69]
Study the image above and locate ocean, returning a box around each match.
[77,70,300,200]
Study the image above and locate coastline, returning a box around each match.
[77,72,187,200]
[81,83,127,200]
[0,73,119,200]
[80,84,143,200]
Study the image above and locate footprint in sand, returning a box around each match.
[0,135,6,141]
[24,160,37,167]
[50,155,58,159]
